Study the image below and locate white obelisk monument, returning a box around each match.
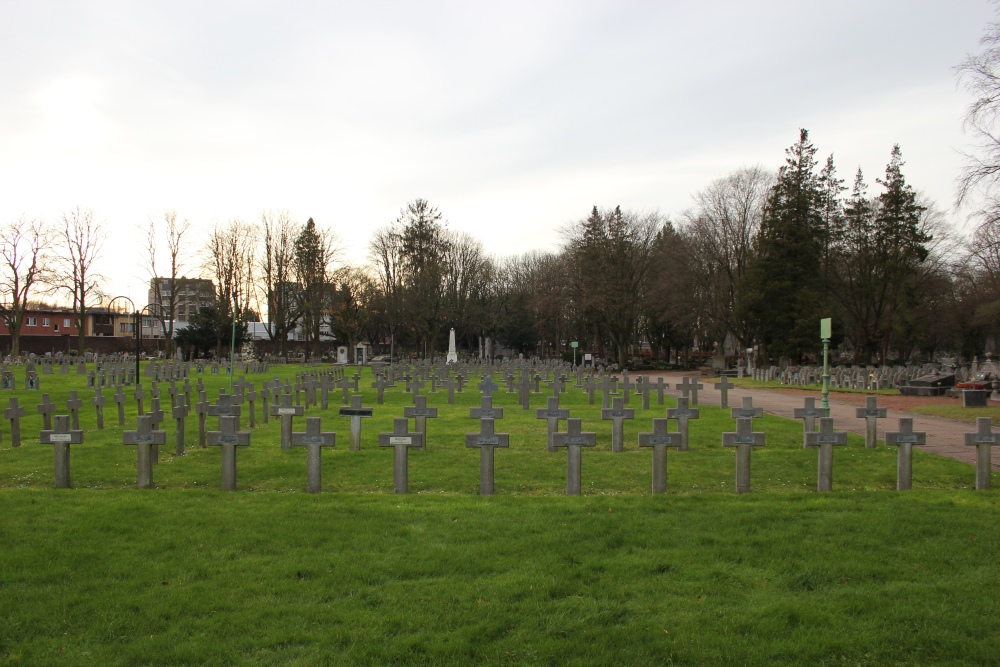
[447,328,458,363]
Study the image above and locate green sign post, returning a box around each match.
[820,318,832,415]
[570,341,578,367]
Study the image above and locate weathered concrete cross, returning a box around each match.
[855,396,887,449]
[207,415,251,491]
[172,394,189,456]
[793,397,823,439]
[722,417,766,494]
[194,390,209,448]
[677,376,704,405]
[964,417,999,490]
[885,418,927,491]
[731,396,763,427]
[598,375,618,410]
[260,381,271,424]
[271,392,304,450]
[404,395,438,450]
[91,386,106,430]
[4,397,25,447]
[442,375,458,405]
[123,415,166,488]
[638,418,684,493]
[653,377,668,405]
[477,375,499,398]
[36,392,56,430]
[552,418,597,496]
[112,385,127,426]
[134,383,146,415]
[371,374,389,405]
[584,375,598,406]
[465,417,509,495]
[601,396,635,453]
[208,391,242,430]
[470,396,504,420]
[40,414,84,488]
[66,390,83,430]
[245,382,257,428]
[666,397,700,451]
[291,417,336,493]
[378,417,425,493]
[339,394,373,451]
[804,417,848,492]
[536,396,570,452]
[714,375,734,410]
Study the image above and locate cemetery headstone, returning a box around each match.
[291,417,336,493]
[666,397,700,451]
[378,417,424,494]
[40,415,84,488]
[722,417,765,494]
[339,394,373,451]
[207,415,251,491]
[964,417,999,490]
[123,415,166,488]
[65,391,83,431]
[403,395,438,450]
[172,394,189,456]
[535,396,570,452]
[552,418,597,496]
[855,396,887,449]
[885,418,927,491]
[36,393,55,430]
[4,397,24,447]
[638,418,684,493]
[92,386,106,430]
[804,417,848,492]
[714,375,734,410]
[793,397,823,440]
[465,417,509,495]
[271,393,303,450]
[601,396,635,453]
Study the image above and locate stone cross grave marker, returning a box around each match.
[410,376,426,402]
[714,375,734,410]
[123,415,166,488]
[40,414,84,488]
[147,397,165,464]
[4,397,24,447]
[112,385,127,426]
[793,397,823,439]
[291,417,336,493]
[134,383,146,416]
[620,372,634,405]
[378,417,425,494]
[66,390,83,430]
[885,418,927,491]
[36,392,55,430]
[536,396,570,452]
[636,375,653,410]
[172,394,189,456]
[271,392,304,450]
[722,417,766,494]
[207,415,251,491]
[339,394,373,451]
[465,417,509,495]
[442,375,458,405]
[260,381,271,424]
[964,417,999,490]
[584,375,597,406]
[194,391,209,448]
[638,418,684,493]
[404,395,438,450]
[598,375,617,410]
[602,396,635,453]
[517,373,533,410]
[470,396,503,420]
[552,418,597,496]
[336,375,353,405]
[730,396,763,426]
[653,377,669,405]
[208,391,241,430]
[371,374,389,405]
[245,382,257,428]
[477,375,499,398]
[666,397,700,452]
[677,376,704,405]
[92,386,106,430]
[855,396,887,449]
[804,417,848,492]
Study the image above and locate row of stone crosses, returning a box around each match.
[7,360,998,496]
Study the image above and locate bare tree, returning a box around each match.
[957,18,1000,219]
[368,223,405,356]
[204,219,258,355]
[258,210,301,356]
[327,265,375,361]
[294,218,340,358]
[52,207,106,354]
[0,217,51,356]
[145,210,192,357]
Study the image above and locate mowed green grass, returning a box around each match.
[1,364,998,665]
[910,404,1000,426]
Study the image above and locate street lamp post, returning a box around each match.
[108,296,139,383]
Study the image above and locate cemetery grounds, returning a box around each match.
[1,363,998,666]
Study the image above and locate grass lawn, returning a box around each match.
[909,404,1000,426]
[721,377,899,395]
[1,363,997,665]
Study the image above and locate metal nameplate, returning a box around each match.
[608,411,629,418]
[474,410,497,418]
[218,435,240,444]
[408,409,432,417]
[542,411,563,418]
[800,410,819,417]
[562,436,589,445]
[648,436,678,445]
[733,435,757,444]
[340,408,373,417]
[301,436,328,445]
[817,435,840,443]
[278,408,299,415]
[389,436,412,445]
[865,409,882,417]
[132,434,155,443]
[737,410,759,418]
[672,411,693,418]
[48,433,72,442]
[894,435,919,444]
[476,436,500,446]
[975,435,996,444]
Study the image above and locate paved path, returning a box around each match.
[637,371,997,471]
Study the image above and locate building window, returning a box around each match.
[64,319,70,328]
[42,317,50,326]
[27,317,36,326]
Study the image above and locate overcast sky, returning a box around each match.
[0,0,995,304]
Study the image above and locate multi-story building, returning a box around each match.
[146,277,216,339]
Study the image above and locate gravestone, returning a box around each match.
[378,417,424,494]
[714,375,734,410]
[601,396,635,453]
[1,371,13,390]
[4,397,24,447]
[339,394,373,451]
[885,418,927,491]
[194,391,210,448]
[134,384,146,416]
[964,417,999,490]
[25,371,38,391]
[371,374,389,405]
[666,397,700,451]
[855,396,887,449]
[552,418,597,496]
[677,376,704,405]
[65,391,83,431]
[470,396,504,420]
[804,417,848,492]
[638,418,684,494]
[730,396,763,425]
[36,393,55,430]
[465,417,509,495]
[271,393,303,450]
[793,397,822,439]
[403,396,438,450]
[291,417,336,493]
[207,415,251,491]
[535,396,570,452]
[208,392,242,430]
[91,386,106,430]
[722,418,765,494]
[40,415,84,489]
[172,394,189,456]
[653,378,668,405]
[123,415,166,489]
[112,385,127,426]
